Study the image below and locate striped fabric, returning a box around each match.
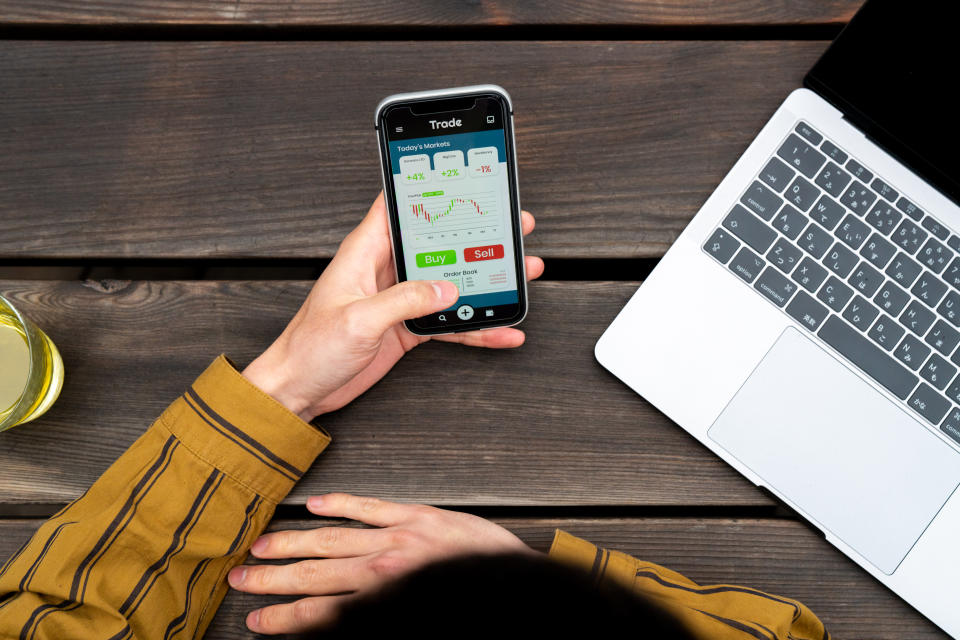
[0,356,330,639]
[0,355,827,640]
[548,530,829,640]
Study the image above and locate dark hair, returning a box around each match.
[318,552,696,637]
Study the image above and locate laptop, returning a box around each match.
[595,0,960,635]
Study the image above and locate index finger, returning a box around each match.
[306,493,414,528]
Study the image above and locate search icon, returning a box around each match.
[438,314,447,321]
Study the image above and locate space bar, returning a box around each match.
[817,316,918,400]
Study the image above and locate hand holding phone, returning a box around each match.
[242,194,543,420]
[376,85,528,335]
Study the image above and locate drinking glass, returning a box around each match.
[0,294,64,432]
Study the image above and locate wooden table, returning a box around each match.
[0,2,948,638]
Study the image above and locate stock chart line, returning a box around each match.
[411,197,488,225]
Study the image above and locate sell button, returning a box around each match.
[464,244,504,262]
[415,250,457,268]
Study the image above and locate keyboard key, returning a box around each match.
[836,214,870,250]
[799,223,833,258]
[815,162,851,198]
[729,247,765,283]
[792,257,828,292]
[754,267,798,308]
[940,408,960,445]
[901,300,936,336]
[937,290,960,327]
[885,253,923,287]
[818,276,854,312]
[820,139,848,164]
[944,257,960,290]
[723,205,776,253]
[874,281,909,316]
[920,354,956,390]
[917,238,950,273]
[767,239,802,274]
[911,272,948,307]
[777,134,826,178]
[823,242,858,277]
[846,159,874,184]
[809,196,846,231]
[785,291,829,331]
[758,157,795,192]
[859,233,896,269]
[840,180,877,214]
[925,320,960,356]
[897,196,923,221]
[921,216,950,241]
[894,334,931,371]
[795,121,822,145]
[740,181,783,220]
[871,178,898,202]
[892,219,928,254]
[864,201,901,235]
[819,315,918,400]
[703,229,740,264]
[945,375,960,404]
[949,236,960,252]
[907,383,950,424]
[843,295,880,331]
[771,204,806,240]
[785,175,819,211]
[868,314,905,352]
[849,262,883,297]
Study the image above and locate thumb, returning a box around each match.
[352,279,459,334]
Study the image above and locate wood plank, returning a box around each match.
[0,1,865,27]
[0,517,946,639]
[0,41,826,260]
[0,279,769,507]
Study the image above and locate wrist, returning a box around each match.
[242,350,315,423]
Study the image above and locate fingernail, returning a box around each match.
[250,537,268,555]
[432,280,458,302]
[228,567,246,587]
[307,495,325,510]
[247,609,261,631]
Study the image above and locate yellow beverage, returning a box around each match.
[0,295,64,431]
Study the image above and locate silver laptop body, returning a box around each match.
[597,78,960,640]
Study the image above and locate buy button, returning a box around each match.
[464,244,504,262]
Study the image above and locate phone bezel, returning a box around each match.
[375,86,528,336]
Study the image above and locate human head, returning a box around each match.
[317,552,696,637]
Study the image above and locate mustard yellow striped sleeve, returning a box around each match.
[548,530,829,640]
[0,355,330,640]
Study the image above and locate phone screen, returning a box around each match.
[378,93,525,334]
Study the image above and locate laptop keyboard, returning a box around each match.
[703,121,960,449]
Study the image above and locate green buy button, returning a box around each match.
[416,250,456,268]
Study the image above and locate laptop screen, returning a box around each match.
[805,0,959,205]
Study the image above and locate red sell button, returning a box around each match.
[464,244,504,262]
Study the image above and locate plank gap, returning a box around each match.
[0,258,659,282]
[0,23,845,42]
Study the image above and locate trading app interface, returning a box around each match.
[383,99,520,328]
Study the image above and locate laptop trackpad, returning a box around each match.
[708,328,960,575]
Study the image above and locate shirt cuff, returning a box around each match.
[158,355,331,503]
[548,530,603,573]
[548,530,638,592]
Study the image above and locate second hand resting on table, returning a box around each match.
[235,192,545,633]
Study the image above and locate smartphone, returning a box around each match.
[375,85,527,335]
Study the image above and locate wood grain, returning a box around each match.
[0,517,946,639]
[0,41,826,260]
[0,279,768,507]
[0,1,865,27]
